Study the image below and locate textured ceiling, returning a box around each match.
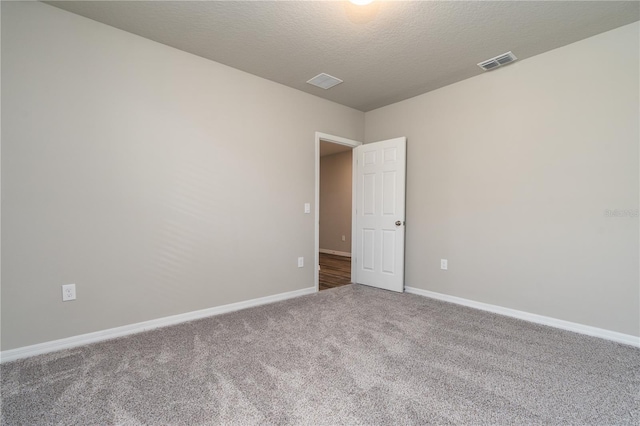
[46,1,639,112]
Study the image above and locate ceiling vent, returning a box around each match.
[307,73,343,90]
[477,51,518,71]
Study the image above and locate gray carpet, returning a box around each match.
[1,285,639,425]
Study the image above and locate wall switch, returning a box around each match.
[298,257,304,268]
[62,284,76,301]
[440,259,448,270]
[304,203,311,214]
[341,235,346,242]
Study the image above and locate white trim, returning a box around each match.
[314,132,361,293]
[350,147,358,285]
[0,287,316,363]
[405,287,640,348]
[316,132,361,148]
[319,249,352,258]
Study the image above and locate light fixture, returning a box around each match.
[349,0,374,5]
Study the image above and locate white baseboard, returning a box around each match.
[0,287,316,363]
[405,287,640,348]
[319,249,351,258]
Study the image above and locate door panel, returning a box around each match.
[354,137,406,292]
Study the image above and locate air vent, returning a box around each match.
[307,73,343,90]
[478,51,517,71]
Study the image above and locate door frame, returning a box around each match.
[314,132,362,292]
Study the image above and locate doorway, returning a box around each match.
[319,141,352,290]
[314,132,361,292]
[314,132,407,294]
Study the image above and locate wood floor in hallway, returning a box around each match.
[319,252,351,291]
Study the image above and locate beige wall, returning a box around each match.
[320,150,353,254]
[366,22,640,336]
[2,2,637,352]
[0,2,364,350]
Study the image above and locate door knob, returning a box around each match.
[395,221,402,226]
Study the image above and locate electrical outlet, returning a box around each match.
[298,257,304,268]
[62,284,76,301]
[304,203,311,214]
[440,259,448,270]
[341,235,346,242]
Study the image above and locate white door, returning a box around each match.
[354,137,406,292]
